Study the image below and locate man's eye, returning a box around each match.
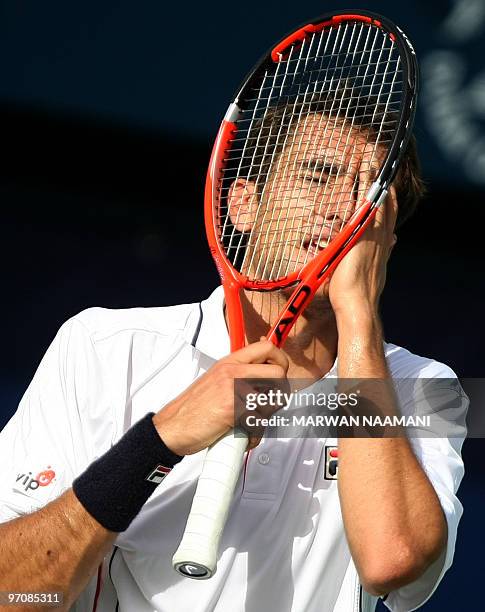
[302,173,329,183]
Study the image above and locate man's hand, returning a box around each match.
[153,339,289,456]
[327,185,398,318]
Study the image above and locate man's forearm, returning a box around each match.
[335,307,447,596]
[0,489,116,611]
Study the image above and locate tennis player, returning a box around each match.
[0,116,466,611]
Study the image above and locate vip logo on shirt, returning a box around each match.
[324,447,339,480]
[14,467,56,492]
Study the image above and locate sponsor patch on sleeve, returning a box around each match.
[12,466,58,501]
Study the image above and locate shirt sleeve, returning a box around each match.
[0,317,109,522]
[382,376,467,612]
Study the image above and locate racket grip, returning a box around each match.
[172,429,248,579]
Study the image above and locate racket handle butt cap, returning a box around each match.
[173,556,215,580]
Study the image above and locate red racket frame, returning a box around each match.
[205,11,417,353]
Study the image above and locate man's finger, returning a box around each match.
[227,339,289,372]
[238,409,265,445]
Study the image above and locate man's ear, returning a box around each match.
[227,179,258,232]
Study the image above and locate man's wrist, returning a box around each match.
[73,412,183,532]
[334,301,388,378]
[333,300,382,335]
[152,409,187,457]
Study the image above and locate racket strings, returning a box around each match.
[252,46,396,279]
[224,113,400,144]
[242,69,403,100]
[272,24,383,279]
[218,20,403,281]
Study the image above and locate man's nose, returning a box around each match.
[315,182,357,219]
[311,196,341,222]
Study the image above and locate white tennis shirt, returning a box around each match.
[0,287,466,612]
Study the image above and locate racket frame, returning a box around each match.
[206,10,417,349]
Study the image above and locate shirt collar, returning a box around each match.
[195,286,230,360]
[194,286,339,378]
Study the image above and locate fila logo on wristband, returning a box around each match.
[324,447,339,480]
[146,464,171,484]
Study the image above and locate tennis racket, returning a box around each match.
[173,9,418,579]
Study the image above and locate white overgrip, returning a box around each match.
[172,429,248,579]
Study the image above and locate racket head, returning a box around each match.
[205,9,418,309]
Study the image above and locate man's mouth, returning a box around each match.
[303,237,328,255]
[302,225,334,256]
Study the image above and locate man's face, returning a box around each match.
[228,113,380,282]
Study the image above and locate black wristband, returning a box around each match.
[73,412,183,532]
